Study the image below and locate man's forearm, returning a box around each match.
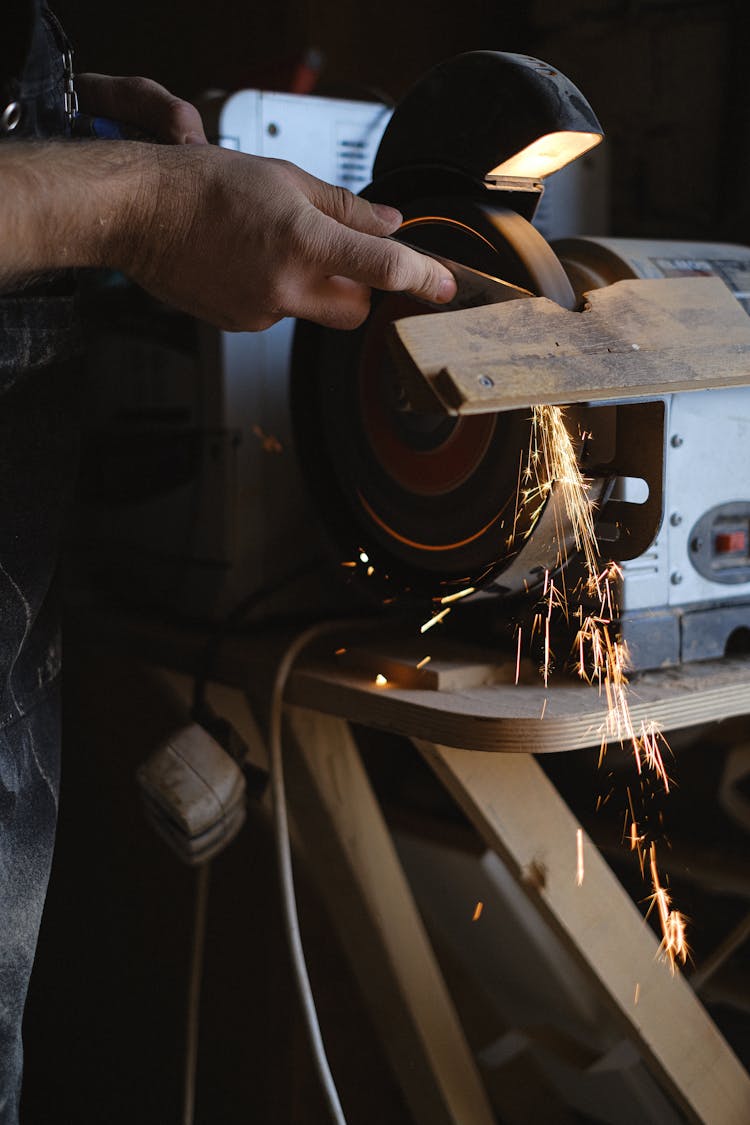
[0,136,454,329]
[0,140,158,289]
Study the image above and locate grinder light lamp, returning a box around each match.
[372,50,605,198]
[490,129,602,180]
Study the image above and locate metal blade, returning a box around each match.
[391,238,533,311]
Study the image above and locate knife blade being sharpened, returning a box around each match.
[389,237,533,311]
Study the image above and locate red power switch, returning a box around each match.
[715,530,748,554]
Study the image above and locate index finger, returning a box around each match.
[319,219,457,304]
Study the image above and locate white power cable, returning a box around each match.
[182,616,381,1125]
[268,621,361,1125]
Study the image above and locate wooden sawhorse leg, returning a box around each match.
[415,740,750,1125]
[282,706,496,1125]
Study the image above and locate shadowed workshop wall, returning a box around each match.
[56,0,750,243]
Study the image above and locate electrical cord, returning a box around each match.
[181,563,322,1125]
[183,565,389,1123]
[191,560,322,721]
[183,861,211,1125]
[268,619,376,1125]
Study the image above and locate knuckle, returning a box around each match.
[125,75,156,98]
[331,185,357,224]
[271,158,297,182]
[274,209,307,260]
[380,250,409,292]
[166,95,200,128]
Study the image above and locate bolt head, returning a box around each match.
[478,374,495,389]
[670,571,683,585]
[669,512,682,527]
[670,434,683,448]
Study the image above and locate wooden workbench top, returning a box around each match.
[76,604,750,754]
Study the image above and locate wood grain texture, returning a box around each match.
[76,607,750,754]
[415,741,750,1124]
[282,707,496,1125]
[390,277,750,414]
[284,646,750,754]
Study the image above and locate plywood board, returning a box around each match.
[415,741,750,1124]
[390,277,750,414]
[78,608,750,755]
[284,647,750,754]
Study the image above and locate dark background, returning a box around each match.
[21,1,750,1122]
[55,0,750,245]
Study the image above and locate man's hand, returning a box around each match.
[119,145,456,331]
[76,73,209,145]
[0,78,457,327]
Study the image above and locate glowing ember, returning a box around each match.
[472,901,484,922]
[420,606,451,634]
[416,656,432,669]
[440,586,476,605]
[515,403,684,963]
[576,828,585,886]
[251,424,283,453]
[647,844,690,972]
[534,405,598,574]
[375,673,388,687]
[334,647,346,656]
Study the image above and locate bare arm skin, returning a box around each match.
[0,76,457,331]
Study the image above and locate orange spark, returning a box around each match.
[439,586,476,605]
[472,901,484,922]
[251,424,283,454]
[420,606,451,634]
[514,403,687,952]
[647,844,690,972]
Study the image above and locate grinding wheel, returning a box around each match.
[291,202,593,603]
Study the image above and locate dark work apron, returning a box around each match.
[0,5,84,1119]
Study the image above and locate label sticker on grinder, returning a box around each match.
[643,257,750,316]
